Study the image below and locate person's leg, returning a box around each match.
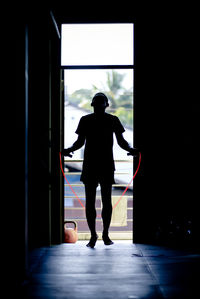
[100,183,114,245]
[85,183,98,247]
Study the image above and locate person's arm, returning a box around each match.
[62,134,85,157]
[115,132,138,156]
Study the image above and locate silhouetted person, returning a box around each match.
[63,93,137,248]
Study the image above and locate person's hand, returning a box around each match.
[127,148,139,156]
[62,148,73,158]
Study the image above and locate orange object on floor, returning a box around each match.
[64,221,78,243]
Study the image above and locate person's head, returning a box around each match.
[91,93,109,114]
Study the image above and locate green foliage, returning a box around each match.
[67,70,133,128]
[114,107,133,129]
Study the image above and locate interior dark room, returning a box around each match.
[3,3,200,298]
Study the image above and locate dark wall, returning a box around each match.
[7,8,63,286]
[28,13,51,248]
[27,11,63,248]
[133,12,200,245]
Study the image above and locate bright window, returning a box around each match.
[61,24,133,66]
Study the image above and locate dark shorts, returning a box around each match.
[80,171,115,186]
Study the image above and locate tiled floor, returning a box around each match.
[19,241,200,298]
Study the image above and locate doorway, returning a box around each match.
[61,23,134,240]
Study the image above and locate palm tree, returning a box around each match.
[67,70,133,128]
[106,70,125,108]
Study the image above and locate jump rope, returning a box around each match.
[59,151,141,217]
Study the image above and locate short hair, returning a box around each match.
[91,93,109,107]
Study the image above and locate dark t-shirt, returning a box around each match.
[75,113,125,184]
